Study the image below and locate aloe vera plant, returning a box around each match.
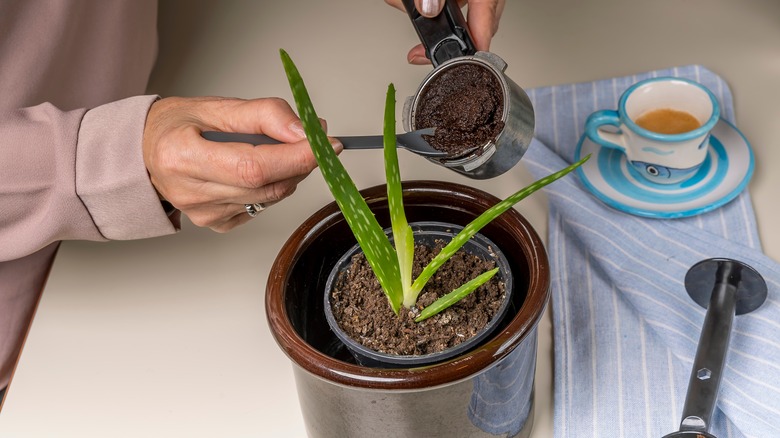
[280,49,589,322]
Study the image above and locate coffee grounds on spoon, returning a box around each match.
[415,63,505,157]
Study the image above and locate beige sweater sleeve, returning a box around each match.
[0,0,171,391]
[0,96,177,262]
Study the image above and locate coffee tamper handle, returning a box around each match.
[401,0,476,66]
[661,258,767,438]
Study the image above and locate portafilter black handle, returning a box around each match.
[401,0,476,66]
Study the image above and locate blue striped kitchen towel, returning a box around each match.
[522,65,780,438]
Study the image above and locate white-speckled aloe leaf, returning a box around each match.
[280,50,404,313]
[411,154,591,296]
[382,84,415,308]
[415,268,499,322]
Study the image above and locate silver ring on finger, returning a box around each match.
[244,202,266,218]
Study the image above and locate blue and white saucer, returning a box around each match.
[574,118,754,218]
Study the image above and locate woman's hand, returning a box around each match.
[385,0,506,64]
[142,96,340,232]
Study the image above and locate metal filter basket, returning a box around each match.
[400,0,535,179]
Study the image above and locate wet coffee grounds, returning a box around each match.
[329,240,505,356]
[414,63,505,157]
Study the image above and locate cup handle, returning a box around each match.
[585,110,626,152]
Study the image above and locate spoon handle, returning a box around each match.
[201,129,445,157]
[201,131,382,149]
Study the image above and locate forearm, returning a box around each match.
[77,95,179,240]
[0,96,177,262]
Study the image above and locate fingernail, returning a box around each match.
[330,138,343,153]
[409,55,430,65]
[290,120,306,139]
[319,117,328,134]
[421,0,440,16]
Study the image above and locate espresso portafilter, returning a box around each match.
[400,0,535,179]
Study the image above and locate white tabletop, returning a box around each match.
[2,0,779,436]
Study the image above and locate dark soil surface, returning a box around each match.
[414,63,505,158]
[329,240,506,356]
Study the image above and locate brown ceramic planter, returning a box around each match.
[266,181,550,438]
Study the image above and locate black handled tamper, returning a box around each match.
[663,258,767,438]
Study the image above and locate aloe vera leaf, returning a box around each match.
[382,84,415,307]
[280,50,404,313]
[409,154,591,299]
[415,268,500,322]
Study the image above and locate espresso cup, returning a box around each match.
[585,77,720,184]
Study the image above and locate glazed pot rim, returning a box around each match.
[266,180,550,390]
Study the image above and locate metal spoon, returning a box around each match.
[662,258,767,438]
[201,128,446,158]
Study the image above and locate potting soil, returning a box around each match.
[415,63,505,157]
[329,241,505,356]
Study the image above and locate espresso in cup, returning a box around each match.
[635,108,701,135]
